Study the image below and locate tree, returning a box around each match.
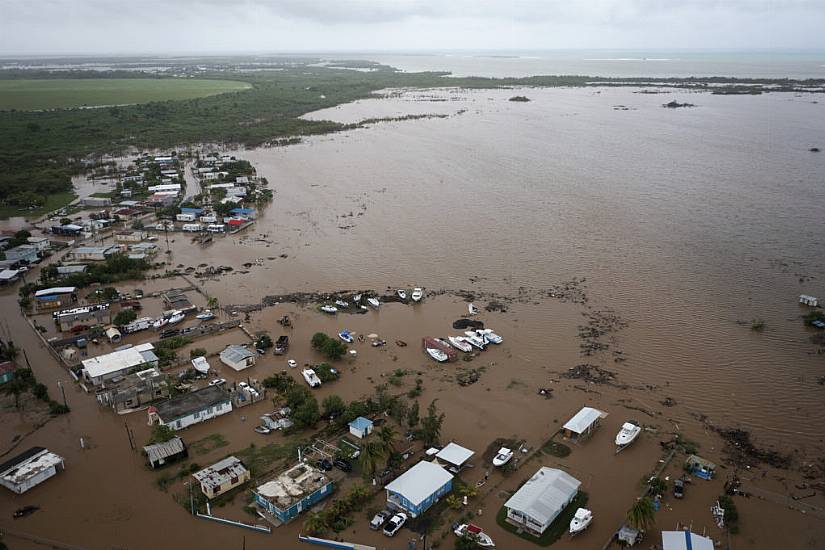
[342,400,369,425]
[113,309,138,326]
[293,395,320,429]
[377,426,398,454]
[419,399,445,446]
[131,219,145,230]
[303,511,328,536]
[147,424,175,445]
[359,439,387,481]
[455,535,482,550]
[321,339,347,360]
[206,296,219,309]
[256,334,273,349]
[321,395,346,420]
[285,385,312,410]
[407,400,420,429]
[347,483,371,507]
[189,347,207,359]
[626,497,656,530]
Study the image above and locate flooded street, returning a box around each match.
[2,86,824,549]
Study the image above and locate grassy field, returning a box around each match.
[0,78,252,110]
[0,191,76,220]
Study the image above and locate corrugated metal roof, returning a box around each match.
[436,442,474,467]
[504,467,580,525]
[385,461,453,506]
[562,407,606,434]
[144,437,186,465]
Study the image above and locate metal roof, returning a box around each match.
[662,531,715,550]
[504,467,581,525]
[34,286,76,297]
[435,442,475,467]
[81,343,156,379]
[563,407,607,434]
[193,456,248,490]
[152,385,230,422]
[348,416,373,430]
[385,460,453,506]
[144,437,186,465]
[220,345,255,363]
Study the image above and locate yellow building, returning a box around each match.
[192,456,250,499]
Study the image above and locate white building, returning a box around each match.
[148,183,182,193]
[562,406,607,441]
[81,343,158,385]
[662,531,715,550]
[504,467,581,536]
[434,442,475,473]
[219,345,256,371]
[148,385,232,430]
[72,245,121,262]
[0,447,65,494]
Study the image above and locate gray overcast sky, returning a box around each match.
[1,0,823,55]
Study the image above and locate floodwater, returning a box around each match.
[2,86,825,549]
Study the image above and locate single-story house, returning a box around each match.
[0,269,20,285]
[504,467,581,536]
[219,345,256,371]
[662,531,714,550]
[81,197,112,207]
[0,361,19,385]
[114,230,148,243]
[685,455,717,479]
[435,442,475,473]
[26,237,51,253]
[81,343,158,386]
[51,224,83,236]
[4,245,40,264]
[385,460,453,518]
[34,286,77,311]
[235,176,249,184]
[147,184,182,193]
[71,245,121,262]
[147,193,177,206]
[193,456,251,499]
[254,462,333,523]
[0,447,65,494]
[129,242,158,255]
[348,416,374,439]
[53,303,111,332]
[148,385,232,430]
[562,406,607,441]
[56,265,88,276]
[144,437,188,469]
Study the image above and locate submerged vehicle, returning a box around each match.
[13,505,39,519]
[615,421,642,449]
[492,447,514,467]
[274,335,289,355]
[454,524,495,547]
[287,359,298,368]
[411,287,423,302]
[569,508,593,535]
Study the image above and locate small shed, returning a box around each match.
[685,455,717,479]
[219,345,256,371]
[348,416,374,439]
[562,406,607,440]
[143,436,187,469]
[662,530,714,550]
[105,327,122,344]
[435,442,475,472]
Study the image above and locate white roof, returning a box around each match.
[563,407,607,434]
[436,442,475,467]
[0,269,19,280]
[34,286,76,297]
[504,467,581,525]
[385,460,453,506]
[81,343,156,379]
[661,531,715,550]
[220,345,254,363]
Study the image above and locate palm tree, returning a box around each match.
[302,511,328,536]
[626,497,656,530]
[347,483,371,506]
[359,439,387,481]
[377,425,398,453]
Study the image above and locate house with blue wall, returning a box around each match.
[385,460,453,517]
[254,462,333,523]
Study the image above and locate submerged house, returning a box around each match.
[562,406,607,441]
[0,447,65,494]
[385,460,453,518]
[95,367,170,413]
[254,462,333,523]
[71,245,120,262]
[192,456,250,499]
[685,455,717,479]
[148,385,232,430]
[504,467,581,536]
[53,303,111,332]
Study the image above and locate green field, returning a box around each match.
[0,191,76,220]
[0,78,252,110]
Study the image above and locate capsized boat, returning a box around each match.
[468,303,479,315]
[425,347,449,362]
[615,421,642,448]
[478,328,503,344]
[447,336,473,353]
[338,329,354,343]
[302,368,322,388]
[492,447,514,467]
[463,331,487,350]
[320,305,338,314]
[196,309,215,321]
[367,297,380,309]
[454,524,495,547]
[191,356,210,375]
[411,287,423,302]
[569,508,593,535]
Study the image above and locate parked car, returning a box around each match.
[209,378,227,386]
[254,426,271,435]
[369,510,391,530]
[316,458,333,471]
[674,479,685,499]
[333,458,352,472]
[383,512,407,537]
[159,328,180,339]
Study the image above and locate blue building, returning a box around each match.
[348,416,374,439]
[229,207,256,219]
[385,460,453,518]
[254,462,333,523]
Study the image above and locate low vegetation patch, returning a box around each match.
[542,440,571,458]
[188,433,229,456]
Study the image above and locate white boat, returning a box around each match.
[338,329,354,343]
[353,293,362,303]
[463,331,487,349]
[478,329,503,344]
[302,369,322,388]
[152,317,168,329]
[569,508,593,535]
[411,288,423,302]
[615,422,642,448]
[167,311,185,325]
[196,310,215,321]
[468,303,479,315]
[320,305,338,314]
[426,348,449,362]
[454,524,494,547]
[397,289,407,300]
[335,300,349,308]
[191,356,210,375]
[492,447,514,467]
[367,297,380,309]
[447,336,473,353]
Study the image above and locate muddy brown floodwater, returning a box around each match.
[1,86,824,549]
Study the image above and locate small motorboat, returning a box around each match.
[302,368,322,388]
[196,310,215,321]
[426,347,449,362]
[353,293,362,303]
[191,356,210,375]
[338,329,354,343]
[463,331,487,350]
[335,300,349,308]
[371,339,386,347]
[478,329,503,344]
[320,305,338,314]
[424,337,457,361]
[492,447,514,467]
[13,505,39,519]
[367,297,380,309]
[468,303,479,315]
[287,359,297,368]
[569,508,593,535]
[615,421,642,448]
[411,287,423,302]
[167,311,185,325]
[397,289,407,300]
[448,336,473,353]
[454,524,495,547]
[254,425,272,435]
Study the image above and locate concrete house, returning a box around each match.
[114,230,148,243]
[0,447,65,494]
[34,286,77,311]
[71,245,120,262]
[26,237,51,253]
[192,456,251,499]
[4,245,40,264]
[148,385,232,430]
[385,460,453,518]
[504,467,581,536]
[95,367,169,412]
[254,463,333,523]
[219,345,256,371]
[348,416,374,439]
[81,343,158,386]
[53,304,111,332]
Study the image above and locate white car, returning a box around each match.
[383,512,407,537]
[238,381,249,389]
[209,378,226,386]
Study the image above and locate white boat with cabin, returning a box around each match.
[492,447,514,467]
[426,348,449,362]
[463,331,487,349]
[191,356,210,374]
[411,288,423,302]
[569,508,593,535]
[367,297,380,309]
[615,422,642,448]
[302,369,322,388]
[477,329,502,344]
[448,336,473,353]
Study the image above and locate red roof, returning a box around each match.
[0,361,18,376]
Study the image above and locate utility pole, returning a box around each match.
[22,348,32,369]
[124,421,135,451]
[57,380,68,408]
